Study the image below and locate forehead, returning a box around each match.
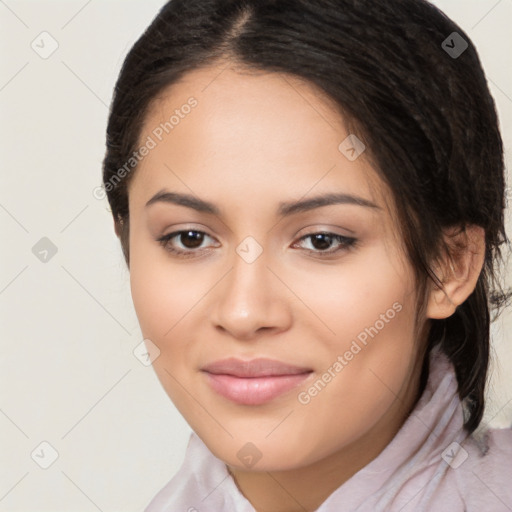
[132,64,390,213]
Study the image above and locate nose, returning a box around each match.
[211,250,292,341]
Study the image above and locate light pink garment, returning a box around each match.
[145,345,512,511]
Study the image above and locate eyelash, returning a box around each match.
[156,229,357,259]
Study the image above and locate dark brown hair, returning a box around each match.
[102,0,511,433]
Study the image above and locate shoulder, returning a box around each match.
[453,426,512,511]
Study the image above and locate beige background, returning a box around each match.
[0,1,511,510]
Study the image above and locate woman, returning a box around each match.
[102,0,512,510]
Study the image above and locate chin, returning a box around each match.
[197,428,327,472]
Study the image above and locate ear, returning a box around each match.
[426,224,486,320]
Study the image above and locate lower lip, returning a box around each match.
[203,372,312,405]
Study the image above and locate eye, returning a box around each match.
[292,232,357,257]
[157,229,218,258]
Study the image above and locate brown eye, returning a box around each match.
[177,231,204,249]
[156,229,216,257]
[309,233,335,251]
[294,232,357,257]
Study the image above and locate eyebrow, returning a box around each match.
[145,190,380,216]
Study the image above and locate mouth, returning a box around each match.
[201,358,313,405]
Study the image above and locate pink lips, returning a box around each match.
[201,358,313,405]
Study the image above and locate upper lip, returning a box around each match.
[201,358,313,378]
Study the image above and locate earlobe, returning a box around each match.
[426,225,486,320]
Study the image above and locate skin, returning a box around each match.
[124,63,485,512]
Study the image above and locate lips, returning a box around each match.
[202,357,312,377]
[201,358,313,405]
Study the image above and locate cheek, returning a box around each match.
[128,241,219,372]
[293,303,418,461]
[293,248,418,417]
[129,252,198,402]
[129,239,186,339]
[290,245,414,346]
[130,263,171,339]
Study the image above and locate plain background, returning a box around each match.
[0,1,511,511]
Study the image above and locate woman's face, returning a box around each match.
[127,64,424,471]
